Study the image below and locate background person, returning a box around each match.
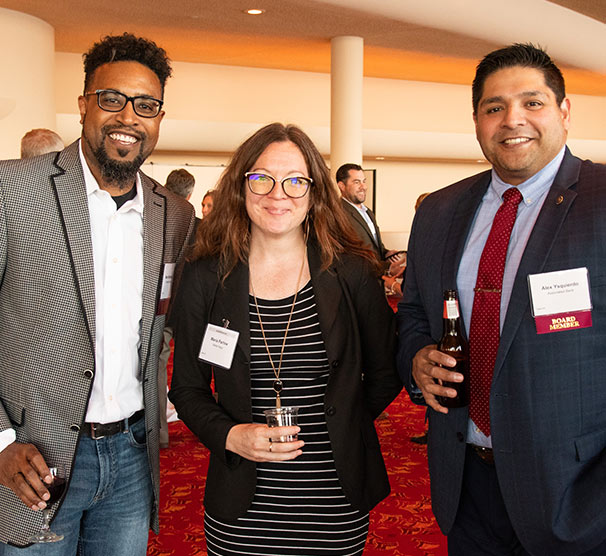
[158,168,197,448]
[164,168,195,199]
[201,189,214,218]
[0,33,194,554]
[20,128,64,158]
[398,43,606,555]
[336,163,389,260]
[170,122,402,555]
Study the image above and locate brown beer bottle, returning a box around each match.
[438,290,469,408]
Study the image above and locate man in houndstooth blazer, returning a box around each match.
[0,34,194,553]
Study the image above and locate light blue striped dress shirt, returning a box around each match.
[457,147,566,447]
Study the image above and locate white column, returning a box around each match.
[0,8,56,159]
[330,36,363,178]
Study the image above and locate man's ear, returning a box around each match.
[78,95,87,125]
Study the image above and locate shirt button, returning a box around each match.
[113,257,118,263]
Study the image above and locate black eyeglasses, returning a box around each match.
[84,89,164,118]
[245,172,312,199]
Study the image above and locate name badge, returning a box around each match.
[528,267,592,334]
[156,263,176,315]
[199,323,239,369]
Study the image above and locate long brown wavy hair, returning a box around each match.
[191,123,378,277]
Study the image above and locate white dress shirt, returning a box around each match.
[80,143,145,424]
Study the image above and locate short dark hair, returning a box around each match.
[472,43,565,114]
[83,33,172,94]
[165,169,195,199]
[335,163,363,184]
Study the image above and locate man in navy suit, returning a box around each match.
[398,43,606,555]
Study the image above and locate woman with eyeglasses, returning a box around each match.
[169,123,402,556]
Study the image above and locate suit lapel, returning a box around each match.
[50,142,96,348]
[308,244,342,360]
[213,262,251,362]
[493,150,581,380]
[441,172,490,329]
[342,199,379,249]
[366,208,384,253]
[139,175,165,378]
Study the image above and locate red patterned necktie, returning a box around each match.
[469,187,523,436]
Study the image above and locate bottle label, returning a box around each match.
[444,299,460,319]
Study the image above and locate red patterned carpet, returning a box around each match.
[148,390,447,555]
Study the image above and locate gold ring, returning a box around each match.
[268,443,273,453]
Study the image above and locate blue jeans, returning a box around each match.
[0,417,153,556]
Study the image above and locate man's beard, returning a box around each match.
[83,124,148,190]
[92,143,146,190]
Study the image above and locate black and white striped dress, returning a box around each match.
[205,281,369,556]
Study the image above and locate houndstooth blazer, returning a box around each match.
[0,141,195,546]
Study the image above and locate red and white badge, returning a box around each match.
[528,267,592,334]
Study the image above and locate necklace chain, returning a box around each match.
[250,249,307,409]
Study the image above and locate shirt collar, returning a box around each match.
[490,146,566,206]
[343,197,368,213]
[78,139,144,213]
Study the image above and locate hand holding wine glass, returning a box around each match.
[27,464,66,543]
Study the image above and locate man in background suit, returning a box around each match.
[0,33,194,553]
[158,168,197,449]
[337,163,388,260]
[398,44,606,555]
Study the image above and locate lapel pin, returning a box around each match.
[556,195,564,205]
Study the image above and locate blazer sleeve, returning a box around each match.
[396,207,436,405]
[169,261,238,464]
[345,258,402,417]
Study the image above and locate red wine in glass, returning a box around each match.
[46,477,66,506]
[27,466,66,543]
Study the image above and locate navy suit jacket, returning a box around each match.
[397,149,606,556]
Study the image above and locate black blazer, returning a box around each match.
[170,242,402,520]
[341,198,387,260]
[397,149,606,555]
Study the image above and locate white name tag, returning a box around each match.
[160,263,176,301]
[198,323,239,369]
[528,267,591,316]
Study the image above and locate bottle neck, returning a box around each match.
[442,317,460,335]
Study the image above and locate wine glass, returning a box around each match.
[27,465,66,543]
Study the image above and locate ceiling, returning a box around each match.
[2,0,606,94]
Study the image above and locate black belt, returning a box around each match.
[468,444,495,465]
[83,409,144,439]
